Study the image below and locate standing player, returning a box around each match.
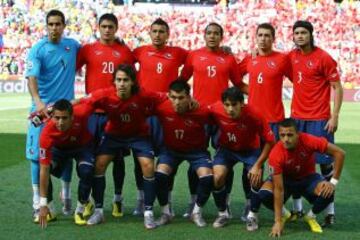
[251,118,345,237]
[238,23,291,220]
[210,87,275,229]
[38,100,95,228]
[26,9,80,222]
[132,18,188,216]
[154,80,213,227]
[77,13,135,218]
[180,22,247,217]
[288,20,343,226]
[81,64,166,229]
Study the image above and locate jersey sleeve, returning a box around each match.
[133,47,141,62]
[229,55,245,88]
[304,134,328,153]
[259,116,276,144]
[25,45,41,78]
[283,54,293,81]
[76,44,87,71]
[39,126,54,166]
[237,55,249,79]
[268,145,284,176]
[79,88,108,110]
[180,52,194,81]
[321,53,340,82]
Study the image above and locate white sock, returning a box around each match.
[61,181,71,199]
[137,190,144,201]
[326,202,335,215]
[76,201,85,213]
[307,209,316,218]
[293,198,303,212]
[192,203,201,214]
[219,210,228,217]
[248,210,258,219]
[113,194,122,202]
[162,204,171,215]
[144,210,153,217]
[32,184,40,210]
[94,208,104,215]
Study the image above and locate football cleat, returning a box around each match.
[240,202,250,222]
[144,212,157,230]
[321,214,335,228]
[33,210,57,223]
[83,201,94,218]
[155,213,172,226]
[213,214,229,228]
[132,199,144,216]
[87,211,105,225]
[281,210,292,226]
[62,198,72,216]
[290,210,305,221]
[112,201,124,218]
[191,212,207,228]
[182,202,195,219]
[74,212,87,226]
[246,216,259,232]
[304,215,323,233]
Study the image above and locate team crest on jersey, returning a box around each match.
[306,60,314,69]
[252,60,258,66]
[199,56,207,61]
[65,46,70,52]
[216,57,225,64]
[164,53,173,59]
[267,60,276,69]
[95,50,103,55]
[128,103,138,110]
[148,52,156,56]
[293,59,299,64]
[112,51,121,58]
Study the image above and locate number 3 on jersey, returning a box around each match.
[102,62,114,74]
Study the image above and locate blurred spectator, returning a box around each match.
[0,0,359,88]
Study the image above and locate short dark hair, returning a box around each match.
[169,79,191,95]
[151,18,169,33]
[99,13,118,27]
[221,87,244,103]
[113,64,139,94]
[46,9,65,25]
[205,22,223,37]
[279,118,298,131]
[53,99,73,115]
[256,23,275,38]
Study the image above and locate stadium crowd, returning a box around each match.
[1,0,359,87]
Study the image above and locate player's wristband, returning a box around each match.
[330,178,338,186]
[40,197,47,207]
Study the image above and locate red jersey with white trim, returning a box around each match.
[209,101,275,151]
[134,45,188,92]
[39,104,94,166]
[238,51,291,123]
[77,41,135,94]
[80,87,166,137]
[288,47,340,120]
[269,133,328,180]
[180,47,245,105]
[155,100,211,152]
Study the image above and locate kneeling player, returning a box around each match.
[253,118,345,237]
[209,87,275,229]
[38,100,95,228]
[154,80,213,227]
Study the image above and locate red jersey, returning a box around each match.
[181,47,245,105]
[209,102,275,151]
[238,51,291,123]
[77,41,135,94]
[80,87,166,138]
[134,45,188,92]
[269,133,328,180]
[155,100,211,152]
[288,47,340,120]
[39,104,94,166]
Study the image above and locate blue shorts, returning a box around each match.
[147,116,164,153]
[51,146,94,178]
[98,134,154,159]
[284,173,325,203]
[294,119,334,164]
[158,148,212,171]
[26,120,44,161]
[213,147,260,170]
[269,122,280,141]
[87,113,107,146]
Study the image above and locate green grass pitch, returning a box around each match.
[0,93,359,240]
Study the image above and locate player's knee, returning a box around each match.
[95,156,112,174]
[199,174,214,191]
[78,162,94,182]
[213,173,226,189]
[140,160,154,177]
[156,164,172,175]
